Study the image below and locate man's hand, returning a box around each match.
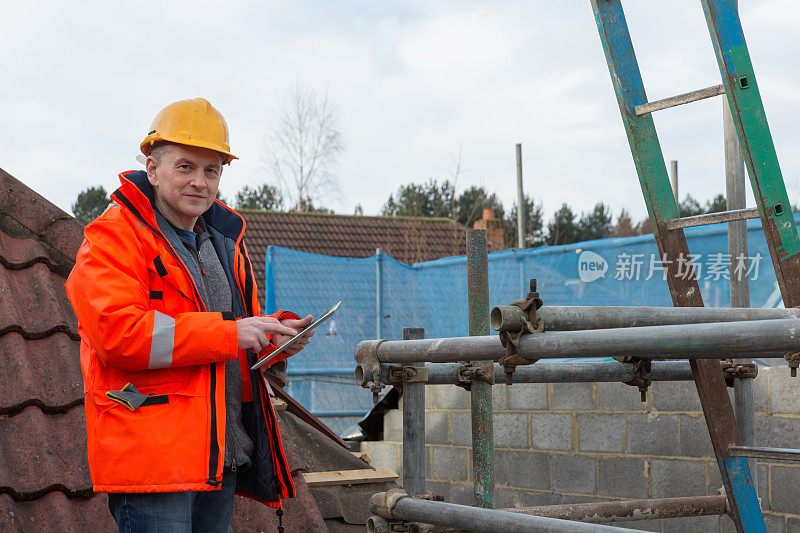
[272,315,314,356]
[236,316,298,353]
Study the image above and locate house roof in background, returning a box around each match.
[241,210,504,305]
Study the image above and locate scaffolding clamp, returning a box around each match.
[355,339,387,403]
[624,358,651,402]
[369,491,441,533]
[387,364,429,384]
[721,360,758,386]
[456,362,495,391]
[495,278,545,384]
[784,352,800,377]
[370,488,409,519]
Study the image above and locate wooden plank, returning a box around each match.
[302,468,398,487]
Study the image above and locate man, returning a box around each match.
[66,98,312,532]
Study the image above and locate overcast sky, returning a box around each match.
[3,1,800,224]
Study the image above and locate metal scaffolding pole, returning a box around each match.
[467,229,494,508]
[375,248,383,339]
[671,159,679,206]
[723,17,758,488]
[492,305,800,332]
[358,318,800,364]
[502,495,728,523]
[375,360,696,385]
[401,328,426,497]
[516,143,525,249]
[369,491,641,533]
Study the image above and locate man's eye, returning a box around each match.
[179,164,191,170]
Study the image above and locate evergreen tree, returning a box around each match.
[679,194,704,217]
[304,202,334,214]
[705,194,727,213]
[505,193,544,247]
[381,179,454,218]
[72,186,110,224]
[234,184,283,211]
[547,204,578,245]
[455,185,505,227]
[577,203,613,242]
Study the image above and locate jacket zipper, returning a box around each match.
[185,243,232,476]
[112,190,222,487]
[191,241,242,473]
[186,244,210,293]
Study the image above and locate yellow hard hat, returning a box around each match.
[140,98,238,164]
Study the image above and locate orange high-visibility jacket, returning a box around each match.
[66,170,295,506]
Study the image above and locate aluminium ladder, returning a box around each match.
[592,1,800,531]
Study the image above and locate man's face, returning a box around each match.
[146,144,223,230]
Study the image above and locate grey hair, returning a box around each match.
[149,142,177,164]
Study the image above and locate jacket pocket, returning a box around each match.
[90,384,212,489]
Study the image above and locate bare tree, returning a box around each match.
[266,84,344,212]
[448,148,464,220]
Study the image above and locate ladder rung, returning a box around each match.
[634,84,725,116]
[663,207,760,231]
[729,445,800,462]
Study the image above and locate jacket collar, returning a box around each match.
[112,170,246,242]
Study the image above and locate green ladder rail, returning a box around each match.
[591,1,800,530]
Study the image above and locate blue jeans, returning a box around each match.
[107,470,237,533]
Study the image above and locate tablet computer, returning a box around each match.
[250,301,341,371]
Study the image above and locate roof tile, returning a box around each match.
[0,168,98,529]
[0,332,82,410]
[231,474,327,532]
[0,493,115,532]
[0,264,77,338]
[0,168,83,260]
[0,234,52,269]
[42,218,84,263]
[0,406,92,495]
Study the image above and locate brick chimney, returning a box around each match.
[472,208,505,248]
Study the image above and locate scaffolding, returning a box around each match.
[356,239,798,532]
[355,1,800,531]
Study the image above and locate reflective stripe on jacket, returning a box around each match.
[66,170,295,506]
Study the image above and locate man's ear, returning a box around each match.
[145,156,159,187]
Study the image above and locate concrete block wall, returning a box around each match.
[361,367,800,532]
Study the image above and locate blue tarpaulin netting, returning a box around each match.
[265,215,798,432]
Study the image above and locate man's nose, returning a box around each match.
[189,171,206,189]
